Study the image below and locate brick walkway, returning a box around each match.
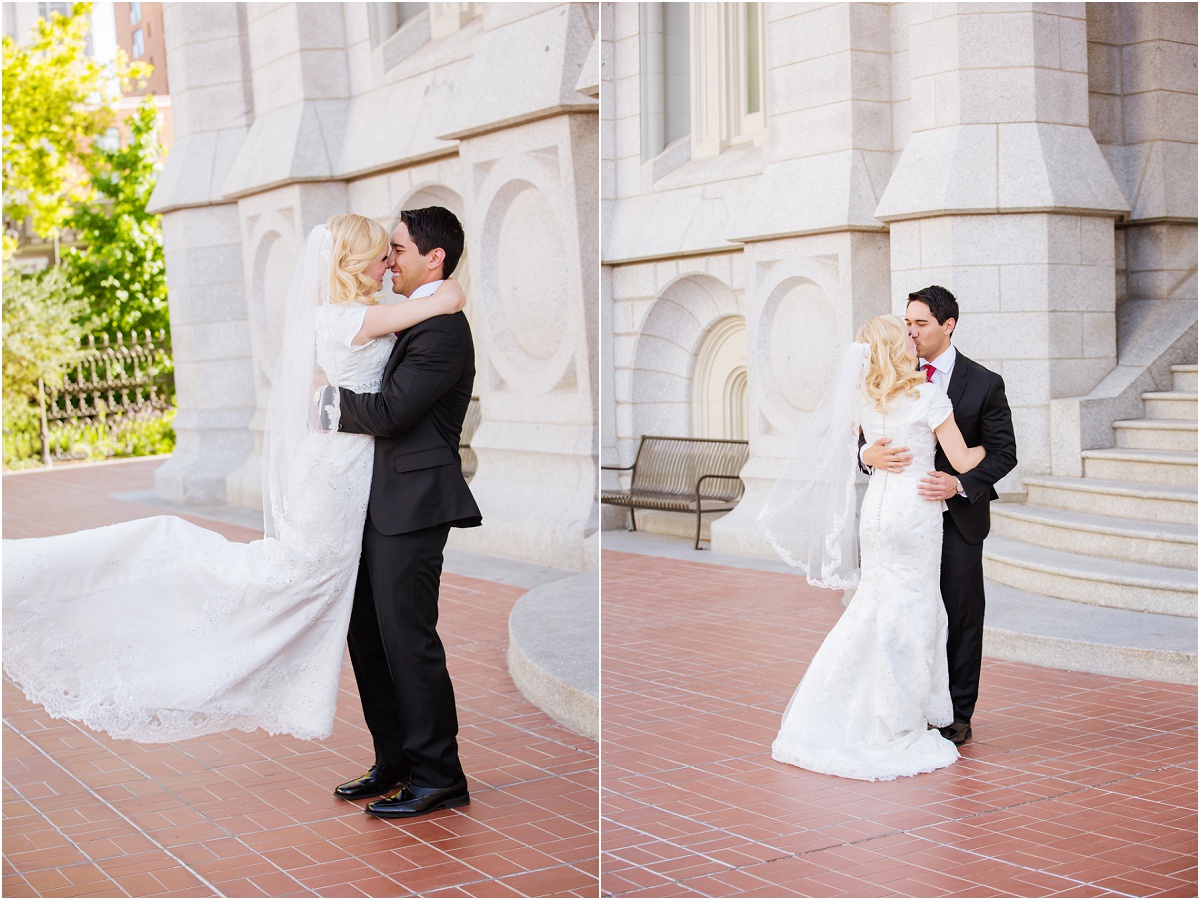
[2,458,598,897]
[601,548,1197,898]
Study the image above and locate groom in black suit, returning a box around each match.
[863,286,1017,746]
[330,207,482,817]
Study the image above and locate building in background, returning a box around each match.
[113,1,173,146]
[148,2,600,571]
[602,2,1196,682]
[3,1,79,46]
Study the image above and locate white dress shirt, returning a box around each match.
[405,279,443,301]
[919,343,957,390]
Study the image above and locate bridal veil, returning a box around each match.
[758,341,869,590]
[261,223,341,540]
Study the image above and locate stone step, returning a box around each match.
[506,573,598,741]
[1113,418,1197,452]
[983,536,1196,617]
[991,503,1197,569]
[983,580,1196,685]
[1142,391,1197,420]
[1024,475,1196,525]
[1171,364,1197,393]
[1081,447,1196,487]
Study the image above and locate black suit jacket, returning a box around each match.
[337,312,482,536]
[934,352,1017,545]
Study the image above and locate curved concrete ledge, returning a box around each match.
[507,572,598,741]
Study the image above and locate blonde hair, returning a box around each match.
[857,315,925,412]
[327,214,388,305]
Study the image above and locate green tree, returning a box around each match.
[2,265,90,407]
[1,2,147,260]
[2,3,109,258]
[63,98,169,339]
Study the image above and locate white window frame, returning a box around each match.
[735,2,767,138]
[690,2,766,160]
[639,2,691,163]
[429,2,478,40]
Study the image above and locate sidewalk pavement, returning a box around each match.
[600,531,1197,898]
[2,458,598,898]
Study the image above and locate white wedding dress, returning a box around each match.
[771,382,960,781]
[2,304,392,744]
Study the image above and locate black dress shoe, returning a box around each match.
[939,721,972,745]
[333,764,409,801]
[365,781,470,819]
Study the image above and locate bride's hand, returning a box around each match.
[431,277,466,314]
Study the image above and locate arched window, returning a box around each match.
[693,317,748,440]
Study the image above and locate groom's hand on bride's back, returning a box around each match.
[862,437,912,473]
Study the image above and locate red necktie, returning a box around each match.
[924,364,936,383]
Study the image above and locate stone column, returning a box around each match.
[1090,3,1197,308]
[438,4,600,571]
[875,2,1128,486]
[712,3,895,557]
[220,3,352,508]
[148,2,256,505]
[1091,2,1197,359]
[599,1,624,532]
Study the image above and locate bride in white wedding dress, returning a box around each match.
[3,214,464,744]
[760,315,985,781]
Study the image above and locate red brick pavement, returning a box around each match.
[601,549,1197,898]
[2,459,598,897]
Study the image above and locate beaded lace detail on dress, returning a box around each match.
[2,305,394,743]
[772,382,960,781]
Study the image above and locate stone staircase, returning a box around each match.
[983,364,1197,684]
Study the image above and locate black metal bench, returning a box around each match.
[460,396,481,481]
[601,435,750,549]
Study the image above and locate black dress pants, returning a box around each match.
[347,515,465,788]
[940,510,986,724]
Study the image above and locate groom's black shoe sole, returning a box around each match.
[333,764,409,801]
[938,722,972,745]
[365,782,470,819]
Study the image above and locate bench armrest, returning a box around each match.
[695,473,744,500]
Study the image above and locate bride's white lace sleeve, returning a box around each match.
[314,304,371,354]
[924,384,954,431]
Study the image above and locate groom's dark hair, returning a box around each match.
[908,285,958,335]
[399,206,464,277]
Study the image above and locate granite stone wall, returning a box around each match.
[151,2,600,570]
[601,2,1197,555]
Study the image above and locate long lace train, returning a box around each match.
[2,303,391,743]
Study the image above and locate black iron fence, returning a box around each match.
[4,330,175,467]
